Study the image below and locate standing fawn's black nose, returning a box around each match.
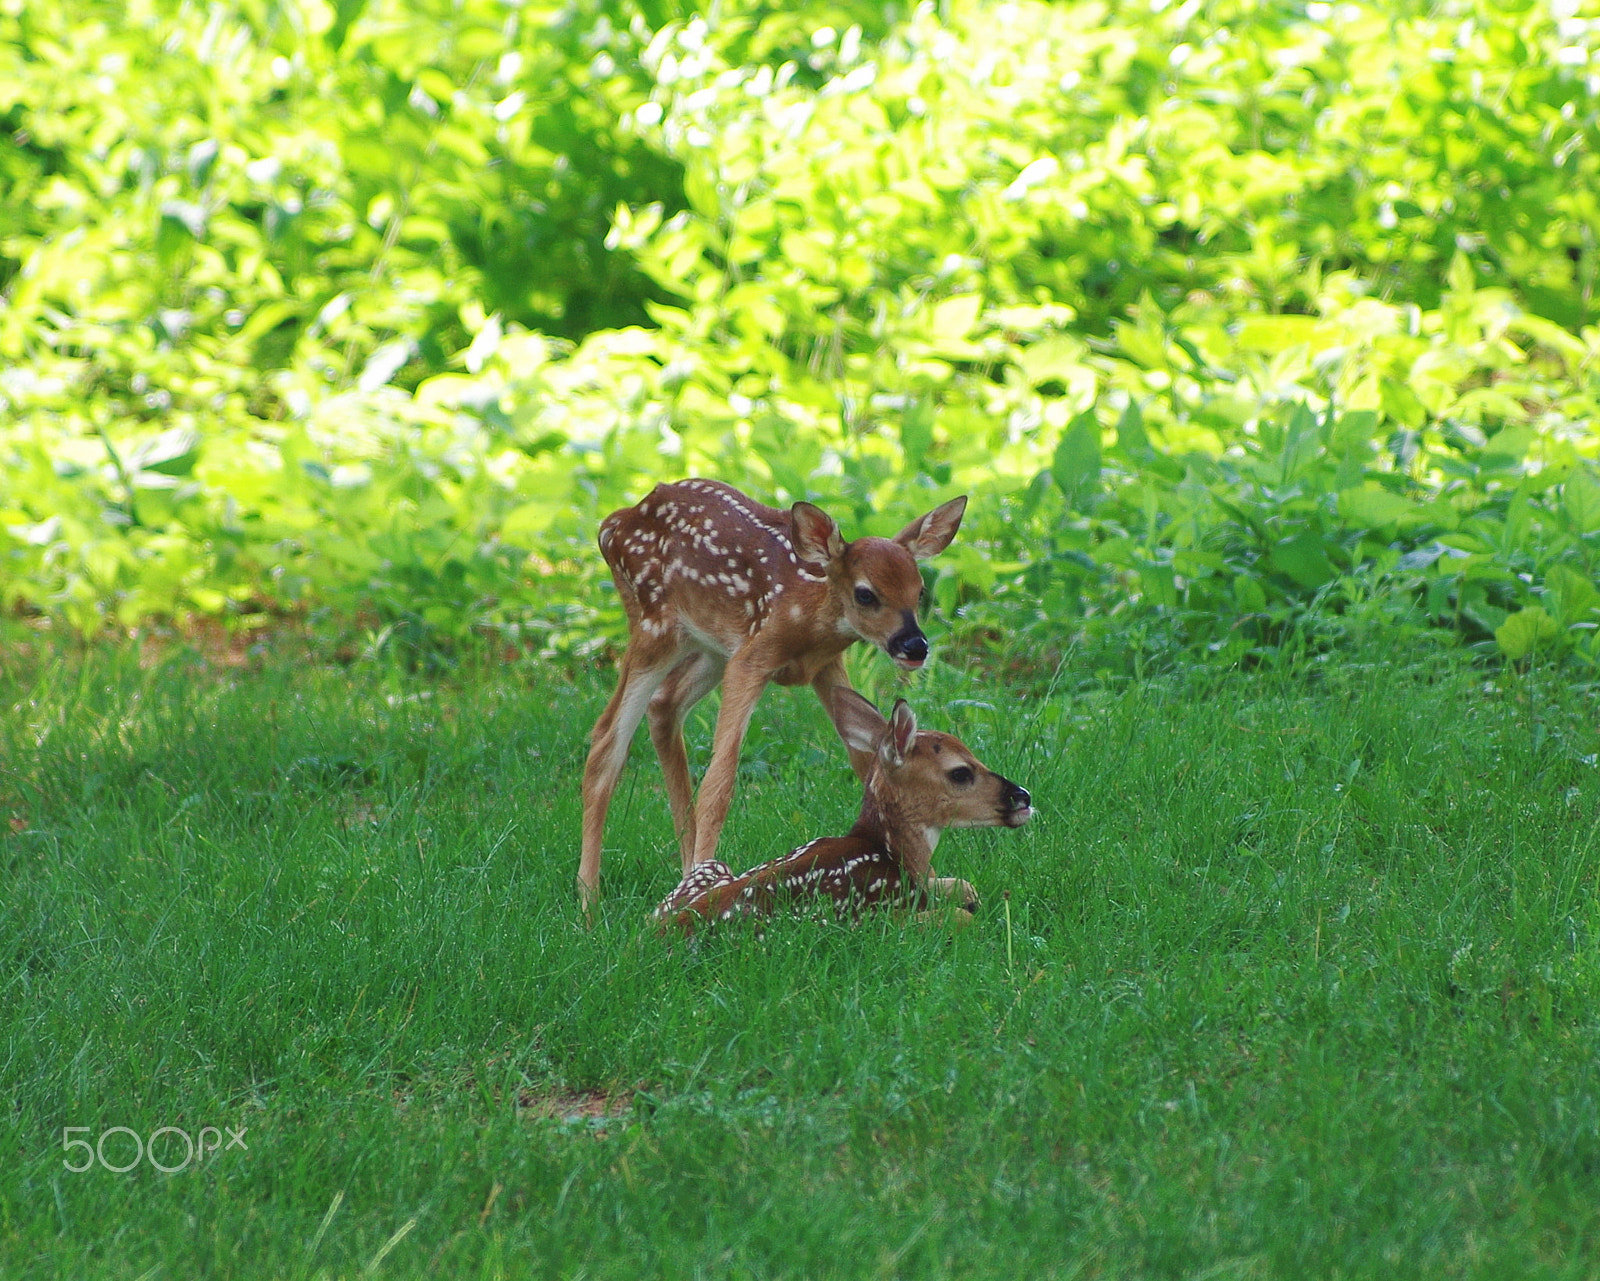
[1003,781,1031,811]
[890,630,929,663]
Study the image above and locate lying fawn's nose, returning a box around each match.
[1004,781,1031,811]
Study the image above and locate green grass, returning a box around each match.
[3,643,1600,1278]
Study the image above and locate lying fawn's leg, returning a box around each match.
[927,877,979,911]
[648,651,725,876]
[907,900,980,932]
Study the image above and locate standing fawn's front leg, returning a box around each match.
[811,656,876,784]
[689,655,772,868]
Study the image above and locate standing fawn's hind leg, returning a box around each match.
[647,651,725,876]
[579,647,679,909]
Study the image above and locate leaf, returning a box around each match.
[186,139,219,186]
[1115,400,1149,456]
[1016,334,1084,388]
[1137,558,1177,608]
[237,300,302,344]
[927,294,984,356]
[456,25,507,59]
[1051,411,1101,508]
[1396,544,1446,572]
[1379,378,1427,429]
[359,339,416,392]
[416,69,455,104]
[129,427,201,478]
[990,303,1077,331]
[156,201,206,266]
[1339,486,1415,529]
[1495,606,1560,660]
[1481,425,1534,468]
[1542,564,1600,627]
[1330,410,1380,456]
[1277,403,1323,483]
[1506,314,1589,363]
[1233,575,1267,612]
[1269,531,1335,589]
[1231,315,1319,354]
[500,501,563,545]
[159,200,208,239]
[1563,472,1600,534]
[899,400,935,471]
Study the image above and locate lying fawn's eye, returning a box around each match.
[948,766,975,786]
[854,586,878,607]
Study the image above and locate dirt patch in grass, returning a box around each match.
[517,1088,633,1123]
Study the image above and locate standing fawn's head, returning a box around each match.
[790,496,967,670]
[829,689,1033,839]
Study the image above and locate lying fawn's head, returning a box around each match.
[830,689,1033,849]
[791,497,967,670]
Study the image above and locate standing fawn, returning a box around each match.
[654,689,1032,933]
[580,479,967,910]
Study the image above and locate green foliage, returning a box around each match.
[3,0,1600,670]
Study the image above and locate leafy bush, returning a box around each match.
[3,0,1599,672]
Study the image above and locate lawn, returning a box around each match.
[3,643,1599,1278]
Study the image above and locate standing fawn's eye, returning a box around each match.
[854,586,878,607]
[948,766,975,786]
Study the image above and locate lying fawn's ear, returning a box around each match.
[829,687,886,755]
[884,699,918,766]
[791,502,845,566]
[894,495,967,561]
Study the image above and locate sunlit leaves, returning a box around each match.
[1563,473,1600,536]
[1496,607,1560,661]
[1051,412,1101,513]
[2,0,1600,671]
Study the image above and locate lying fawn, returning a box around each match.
[580,479,967,910]
[653,689,1032,934]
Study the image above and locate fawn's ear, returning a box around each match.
[884,699,918,766]
[894,495,967,561]
[791,502,845,566]
[829,687,887,755]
